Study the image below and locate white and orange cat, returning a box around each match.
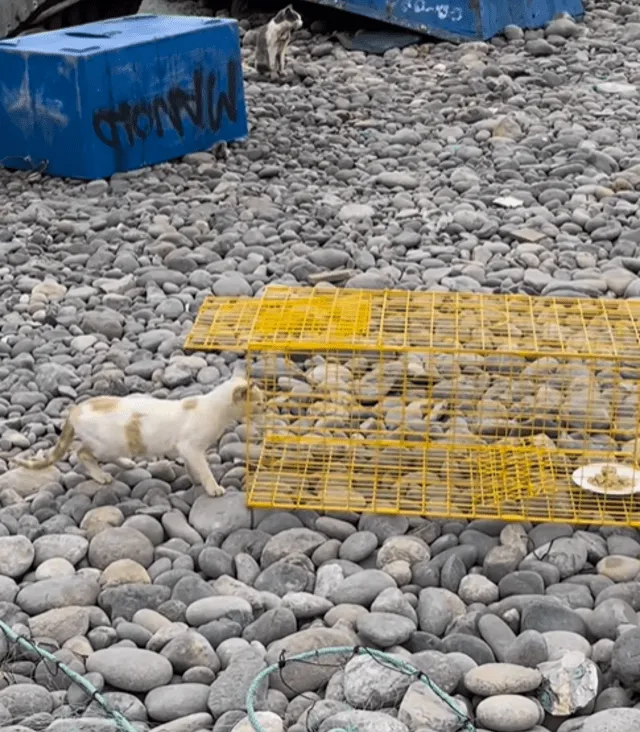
[13,375,264,497]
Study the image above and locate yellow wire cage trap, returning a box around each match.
[184,286,640,527]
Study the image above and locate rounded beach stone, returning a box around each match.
[464,664,542,696]
[0,536,35,578]
[612,627,640,689]
[88,527,154,570]
[597,555,640,582]
[86,647,173,692]
[145,683,210,721]
[475,695,544,732]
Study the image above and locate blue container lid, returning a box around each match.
[0,15,236,56]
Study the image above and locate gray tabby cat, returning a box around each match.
[254,5,303,76]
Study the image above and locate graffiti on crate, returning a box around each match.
[399,0,463,21]
[92,59,241,151]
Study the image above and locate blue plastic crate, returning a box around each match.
[0,15,248,180]
[309,0,584,41]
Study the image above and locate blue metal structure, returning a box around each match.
[0,15,248,180]
[308,0,584,41]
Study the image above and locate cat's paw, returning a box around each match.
[94,472,114,485]
[204,482,226,497]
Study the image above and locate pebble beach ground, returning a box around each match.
[2,0,640,731]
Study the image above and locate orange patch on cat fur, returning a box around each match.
[182,399,198,411]
[89,397,120,413]
[124,413,146,456]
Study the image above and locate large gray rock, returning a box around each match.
[260,528,326,567]
[231,712,284,732]
[358,515,409,542]
[417,587,465,637]
[32,535,88,566]
[521,600,587,636]
[377,536,430,566]
[529,537,588,579]
[99,583,171,621]
[559,708,640,732]
[0,685,53,721]
[0,466,61,498]
[0,536,34,578]
[243,607,297,646]
[212,576,265,614]
[266,624,358,697]
[342,654,412,708]
[543,630,591,661]
[504,630,548,668]
[356,612,416,647]
[46,721,124,732]
[398,681,468,732]
[595,581,640,610]
[86,648,173,692]
[464,663,542,696]
[319,710,408,732]
[328,569,396,607]
[28,606,91,644]
[597,555,640,582]
[409,651,462,694]
[189,493,252,541]
[253,554,316,597]
[186,596,253,627]
[339,531,379,563]
[88,527,154,570]
[145,684,210,722]
[281,592,332,620]
[85,691,146,721]
[149,713,214,732]
[160,631,220,673]
[483,544,525,584]
[475,694,544,731]
[458,574,499,604]
[612,627,640,689]
[586,598,637,640]
[207,649,267,718]
[498,570,545,597]
[477,613,516,662]
[371,588,417,623]
[17,576,100,614]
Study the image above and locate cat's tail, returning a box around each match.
[13,415,75,470]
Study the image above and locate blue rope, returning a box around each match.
[0,619,137,732]
[245,645,475,732]
[0,624,474,732]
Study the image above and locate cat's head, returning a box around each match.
[230,377,266,417]
[275,4,303,29]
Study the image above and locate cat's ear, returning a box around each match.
[249,385,265,407]
[232,383,249,404]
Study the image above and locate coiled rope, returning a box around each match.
[245,645,476,732]
[0,623,474,732]
[0,618,137,732]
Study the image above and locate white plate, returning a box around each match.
[572,463,640,496]
[493,196,524,209]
